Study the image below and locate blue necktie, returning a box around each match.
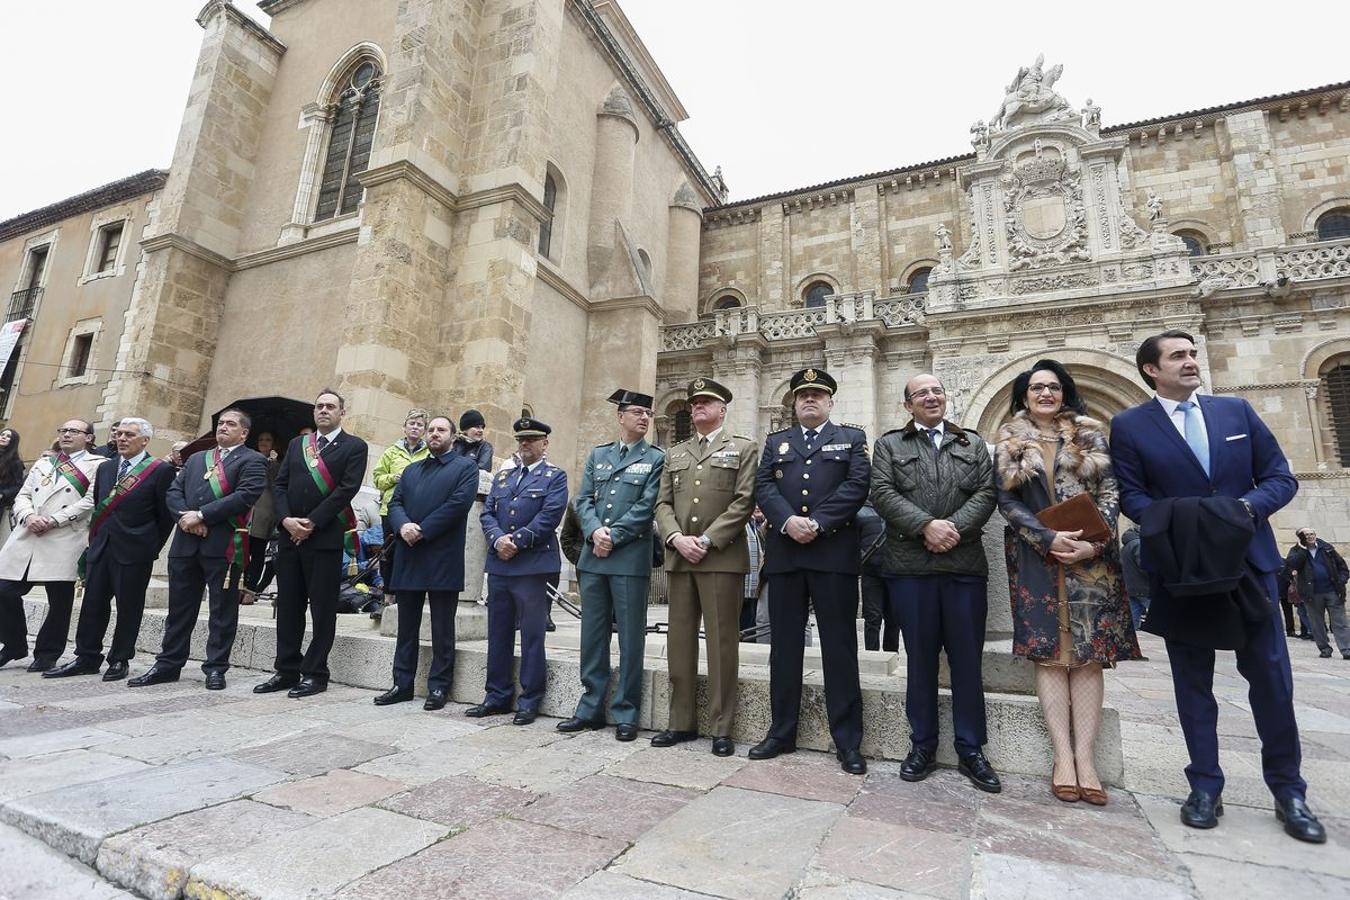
[118,459,130,482]
[1177,400,1210,476]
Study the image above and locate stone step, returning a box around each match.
[17,595,1122,784]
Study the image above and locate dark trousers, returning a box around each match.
[887,574,988,757]
[273,545,342,680]
[158,555,240,674]
[1279,596,1297,635]
[379,516,396,595]
[243,536,268,592]
[574,572,649,725]
[392,590,458,693]
[766,571,864,752]
[1165,574,1305,802]
[484,573,549,712]
[75,558,153,665]
[861,572,899,652]
[0,577,76,663]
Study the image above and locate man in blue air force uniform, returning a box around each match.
[557,389,665,742]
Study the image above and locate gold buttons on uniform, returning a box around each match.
[802,489,809,496]
[696,464,703,470]
[803,473,810,480]
[801,506,809,513]
[805,460,813,466]
[692,497,700,503]
[694,480,701,486]
[691,515,699,522]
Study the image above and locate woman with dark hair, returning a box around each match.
[0,429,25,545]
[994,359,1139,806]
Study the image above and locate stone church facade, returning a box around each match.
[0,3,1348,544]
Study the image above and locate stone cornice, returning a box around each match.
[256,0,308,14]
[235,227,359,271]
[196,1,287,56]
[458,184,552,225]
[590,294,665,320]
[139,233,234,270]
[535,261,591,313]
[359,160,459,212]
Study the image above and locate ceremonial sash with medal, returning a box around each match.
[206,447,253,582]
[303,433,359,574]
[52,453,92,496]
[90,457,166,537]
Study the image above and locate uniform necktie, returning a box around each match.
[618,444,628,461]
[118,459,130,482]
[1176,401,1209,476]
[699,436,709,451]
[317,435,329,451]
[513,465,527,490]
[804,428,817,451]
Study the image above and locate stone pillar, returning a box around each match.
[98,1,284,440]
[663,183,703,323]
[711,335,767,438]
[575,298,663,471]
[759,205,787,309]
[587,88,639,293]
[1219,110,1288,249]
[850,190,883,296]
[818,322,882,438]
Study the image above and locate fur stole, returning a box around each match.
[995,411,1110,491]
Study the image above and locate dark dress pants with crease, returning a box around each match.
[158,556,240,674]
[483,573,549,712]
[273,545,342,681]
[75,558,153,666]
[0,576,76,664]
[392,590,459,694]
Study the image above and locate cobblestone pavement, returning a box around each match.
[0,632,1346,899]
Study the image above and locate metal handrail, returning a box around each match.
[6,287,41,322]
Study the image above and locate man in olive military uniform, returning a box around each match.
[652,378,759,756]
[749,367,872,775]
[468,417,568,725]
[557,389,665,741]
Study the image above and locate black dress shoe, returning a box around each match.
[26,658,55,673]
[837,748,868,776]
[374,686,414,706]
[1319,647,1333,658]
[748,737,797,760]
[464,702,511,718]
[0,650,26,668]
[958,753,1002,793]
[204,672,226,691]
[43,659,101,678]
[512,709,537,726]
[1275,796,1326,844]
[423,690,447,711]
[127,665,181,687]
[1179,790,1223,828]
[288,677,327,698]
[900,747,938,782]
[650,729,697,747]
[102,661,129,682]
[712,736,735,757]
[253,673,300,694]
[615,723,638,742]
[556,716,605,733]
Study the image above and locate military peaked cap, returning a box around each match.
[790,366,837,395]
[686,377,732,403]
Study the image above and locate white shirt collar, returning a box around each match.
[696,427,722,445]
[801,421,830,438]
[66,449,88,463]
[1155,393,1199,416]
[318,426,343,442]
[119,450,148,468]
[916,421,945,437]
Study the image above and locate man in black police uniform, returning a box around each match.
[255,389,369,698]
[749,367,872,774]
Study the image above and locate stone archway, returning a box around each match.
[964,349,1150,437]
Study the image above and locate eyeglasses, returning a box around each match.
[56,427,91,435]
[1028,384,1063,395]
[908,387,946,400]
[623,408,654,418]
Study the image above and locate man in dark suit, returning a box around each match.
[130,409,266,689]
[45,417,175,681]
[374,415,478,711]
[747,368,871,773]
[1111,329,1324,844]
[466,417,568,725]
[255,389,369,698]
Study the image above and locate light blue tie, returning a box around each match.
[1177,400,1210,476]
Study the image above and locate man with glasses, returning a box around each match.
[45,418,175,681]
[557,390,664,741]
[870,374,1001,793]
[0,420,108,671]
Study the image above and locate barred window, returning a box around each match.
[1316,209,1350,242]
[673,408,692,444]
[803,281,834,308]
[907,266,933,294]
[315,61,381,221]
[1322,362,1350,467]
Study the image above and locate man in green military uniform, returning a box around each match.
[652,377,759,756]
[557,389,665,742]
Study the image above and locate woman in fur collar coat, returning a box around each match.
[995,359,1140,807]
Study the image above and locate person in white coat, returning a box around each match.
[0,419,107,671]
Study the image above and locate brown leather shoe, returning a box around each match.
[1052,782,1081,803]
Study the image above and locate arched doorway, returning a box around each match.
[964,351,1151,437]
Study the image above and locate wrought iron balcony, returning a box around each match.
[6,287,41,323]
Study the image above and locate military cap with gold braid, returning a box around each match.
[790,366,837,395]
[512,416,551,438]
[686,376,732,403]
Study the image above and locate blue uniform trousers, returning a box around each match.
[484,573,550,712]
[392,590,458,694]
[574,572,649,725]
[1165,572,1305,802]
[887,574,988,757]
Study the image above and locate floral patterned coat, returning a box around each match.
[994,411,1140,664]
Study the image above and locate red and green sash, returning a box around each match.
[207,447,253,578]
[54,454,91,496]
[90,457,166,537]
[304,433,359,574]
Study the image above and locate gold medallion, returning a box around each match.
[804,368,817,382]
[203,470,213,481]
[693,378,706,391]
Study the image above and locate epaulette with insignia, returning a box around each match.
[766,426,791,437]
[839,422,866,431]
[594,441,616,448]
[734,435,753,442]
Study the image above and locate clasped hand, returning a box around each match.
[400,522,423,546]
[494,535,519,560]
[1048,529,1094,564]
[283,516,314,544]
[25,515,55,536]
[672,534,707,564]
[590,526,613,558]
[922,519,961,553]
[178,511,208,538]
[784,515,817,544]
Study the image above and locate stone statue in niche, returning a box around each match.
[1082,98,1101,130]
[1146,191,1164,222]
[935,223,953,252]
[991,54,1075,130]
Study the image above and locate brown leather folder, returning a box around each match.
[1035,492,1111,544]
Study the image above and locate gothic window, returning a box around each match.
[538,173,557,257]
[714,295,742,311]
[1315,209,1350,242]
[907,267,933,294]
[1174,230,1207,257]
[314,61,381,222]
[803,280,834,308]
[1321,361,1350,467]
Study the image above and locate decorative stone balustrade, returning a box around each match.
[1191,237,1350,289]
[661,291,925,352]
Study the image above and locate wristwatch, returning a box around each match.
[698,535,713,550]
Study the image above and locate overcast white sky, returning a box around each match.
[3,0,1346,220]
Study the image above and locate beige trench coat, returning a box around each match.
[0,453,106,581]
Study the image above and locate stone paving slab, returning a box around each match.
[971,851,1193,898]
[513,773,699,842]
[602,745,749,790]
[0,749,151,803]
[0,756,288,864]
[1182,853,1350,900]
[722,751,866,805]
[95,799,316,900]
[376,774,537,829]
[184,806,446,900]
[229,731,397,777]
[331,710,485,750]
[0,725,125,759]
[474,745,609,794]
[813,813,973,900]
[0,821,135,900]
[252,769,407,818]
[351,739,508,786]
[558,870,713,899]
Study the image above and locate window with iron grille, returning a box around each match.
[314,61,380,222]
[95,223,123,273]
[1316,209,1350,242]
[803,281,834,308]
[907,267,933,294]
[1322,362,1350,467]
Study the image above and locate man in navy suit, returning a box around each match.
[374,415,479,711]
[467,417,568,725]
[130,409,267,689]
[45,417,175,681]
[1111,330,1325,843]
[255,389,369,698]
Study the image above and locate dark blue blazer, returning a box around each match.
[481,461,567,577]
[1110,395,1296,575]
[388,452,479,592]
[86,456,176,567]
[274,431,369,552]
[166,445,267,559]
[755,421,871,575]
